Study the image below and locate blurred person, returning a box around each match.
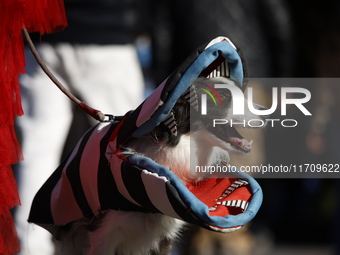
[14,0,149,254]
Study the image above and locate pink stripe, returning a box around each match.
[51,173,83,225]
[141,170,182,220]
[136,79,166,127]
[51,139,83,224]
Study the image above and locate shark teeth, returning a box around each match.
[209,179,250,212]
[207,60,230,78]
[215,179,249,201]
[209,200,249,212]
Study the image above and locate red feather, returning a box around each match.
[0,0,67,253]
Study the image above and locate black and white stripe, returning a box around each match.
[215,200,249,212]
[162,110,178,136]
[182,84,198,111]
[207,60,230,78]
[216,179,249,201]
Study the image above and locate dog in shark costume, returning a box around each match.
[29,37,264,255]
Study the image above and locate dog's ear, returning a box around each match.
[157,96,190,146]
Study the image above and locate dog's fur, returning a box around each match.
[59,77,267,255]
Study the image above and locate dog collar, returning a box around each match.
[28,37,261,236]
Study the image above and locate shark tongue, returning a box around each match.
[187,177,252,217]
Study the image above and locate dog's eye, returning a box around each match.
[218,91,230,99]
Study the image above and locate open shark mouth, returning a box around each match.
[189,177,251,217]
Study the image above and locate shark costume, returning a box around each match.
[28,37,263,238]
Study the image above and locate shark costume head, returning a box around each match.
[28,37,262,237]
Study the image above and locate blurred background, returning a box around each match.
[142,1,340,254]
[15,0,340,254]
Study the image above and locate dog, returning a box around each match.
[56,76,267,255]
[28,37,266,255]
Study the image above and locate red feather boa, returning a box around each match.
[0,0,67,253]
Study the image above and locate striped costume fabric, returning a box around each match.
[28,37,263,237]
